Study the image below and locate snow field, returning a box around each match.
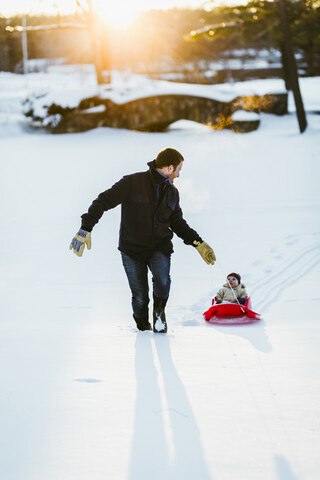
[0,71,320,480]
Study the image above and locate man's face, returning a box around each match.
[169,162,183,182]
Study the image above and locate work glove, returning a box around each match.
[193,240,216,265]
[69,229,91,257]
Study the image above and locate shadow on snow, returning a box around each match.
[129,333,212,480]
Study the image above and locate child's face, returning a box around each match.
[227,276,239,288]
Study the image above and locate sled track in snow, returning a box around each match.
[250,237,320,312]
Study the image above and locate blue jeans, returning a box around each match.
[121,251,171,320]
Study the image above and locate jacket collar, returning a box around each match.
[148,160,173,187]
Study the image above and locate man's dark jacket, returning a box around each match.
[81,160,203,261]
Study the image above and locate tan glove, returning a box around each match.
[193,240,216,265]
[69,229,91,257]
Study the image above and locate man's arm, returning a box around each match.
[170,198,215,265]
[170,205,203,245]
[81,175,131,232]
[69,175,131,256]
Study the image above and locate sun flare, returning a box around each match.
[0,0,203,22]
[94,0,141,28]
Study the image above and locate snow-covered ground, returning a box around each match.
[1,65,320,122]
[0,68,320,480]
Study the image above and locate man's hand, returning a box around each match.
[193,240,216,265]
[69,229,91,257]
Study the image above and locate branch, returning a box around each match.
[190,22,239,38]
[5,23,87,33]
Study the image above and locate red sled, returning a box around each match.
[203,297,261,325]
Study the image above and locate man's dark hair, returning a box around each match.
[155,148,184,170]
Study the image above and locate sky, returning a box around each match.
[0,0,213,17]
[0,0,222,28]
[0,0,236,29]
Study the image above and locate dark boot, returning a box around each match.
[153,295,168,333]
[133,315,151,331]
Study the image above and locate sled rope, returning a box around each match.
[226,277,246,314]
[215,263,246,315]
[209,262,215,293]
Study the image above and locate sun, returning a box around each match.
[93,0,141,29]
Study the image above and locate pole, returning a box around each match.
[22,16,28,75]
[86,0,105,85]
[277,0,307,133]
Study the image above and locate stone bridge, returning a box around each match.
[28,92,288,134]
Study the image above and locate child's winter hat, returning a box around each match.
[227,272,241,284]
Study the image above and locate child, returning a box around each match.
[215,273,248,305]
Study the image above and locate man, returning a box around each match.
[70,147,215,333]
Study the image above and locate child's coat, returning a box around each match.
[216,283,248,304]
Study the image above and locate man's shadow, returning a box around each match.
[129,333,212,480]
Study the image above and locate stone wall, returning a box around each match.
[26,92,288,134]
